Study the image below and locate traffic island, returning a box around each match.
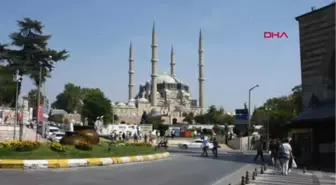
[0,141,169,169]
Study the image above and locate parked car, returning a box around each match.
[50,132,65,142]
[178,139,214,149]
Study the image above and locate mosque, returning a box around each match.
[112,23,205,125]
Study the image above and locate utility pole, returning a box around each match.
[13,70,22,140]
[247,84,259,150]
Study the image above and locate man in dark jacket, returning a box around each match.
[254,139,265,163]
[269,139,279,168]
[212,138,219,157]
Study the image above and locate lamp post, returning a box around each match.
[265,107,271,151]
[247,84,259,150]
[35,55,52,141]
[13,70,22,140]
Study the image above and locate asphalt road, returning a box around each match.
[0,149,263,185]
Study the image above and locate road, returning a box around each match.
[0,148,262,185]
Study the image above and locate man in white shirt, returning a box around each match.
[279,138,292,175]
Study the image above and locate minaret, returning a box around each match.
[151,22,158,107]
[170,45,175,76]
[198,29,205,114]
[128,41,134,100]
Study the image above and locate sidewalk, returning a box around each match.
[249,168,336,185]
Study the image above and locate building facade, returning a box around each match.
[290,3,335,169]
[297,4,335,109]
[112,24,205,124]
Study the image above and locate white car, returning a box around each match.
[178,139,214,149]
[51,132,65,142]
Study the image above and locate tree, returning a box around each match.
[290,85,302,116]
[27,89,45,107]
[27,89,46,117]
[51,83,82,113]
[81,88,113,125]
[183,112,194,124]
[254,85,302,138]
[0,66,16,107]
[194,114,207,124]
[0,18,68,95]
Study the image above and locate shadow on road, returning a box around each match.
[169,148,269,166]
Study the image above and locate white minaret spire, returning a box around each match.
[151,22,158,107]
[128,41,134,100]
[198,28,205,114]
[170,45,175,76]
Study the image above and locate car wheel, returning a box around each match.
[182,145,188,149]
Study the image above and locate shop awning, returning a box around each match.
[292,101,335,123]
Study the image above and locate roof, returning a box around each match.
[50,109,68,116]
[292,101,335,122]
[149,72,183,84]
[296,2,335,21]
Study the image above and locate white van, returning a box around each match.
[47,126,60,138]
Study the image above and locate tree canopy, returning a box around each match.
[0,18,69,102]
[51,83,83,113]
[81,88,113,125]
[251,85,302,137]
[193,105,234,125]
[0,66,16,107]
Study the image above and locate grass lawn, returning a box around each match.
[0,142,166,159]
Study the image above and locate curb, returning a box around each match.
[0,152,170,169]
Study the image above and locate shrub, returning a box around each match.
[50,142,67,152]
[12,141,40,152]
[75,141,92,151]
[127,142,152,147]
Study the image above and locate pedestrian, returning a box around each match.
[144,134,148,143]
[254,139,265,163]
[212,138,219,157]
[278,138,293,175]
[194,130,197,139]
[269,139,278,168]
[201,137,209,157]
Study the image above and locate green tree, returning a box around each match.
[290,85,302,116]
[27,89,46,117]
[194,114,207,124]
[183,112,194,124]
[81,88,113,125]
[51,83,82,113]
[0,66,16,106]
[0,18,68,94]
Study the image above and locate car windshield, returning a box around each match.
[55,134,64,137]
[50,129,59,132]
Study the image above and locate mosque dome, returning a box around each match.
[150,72,182,84]
[127,102,136,108]
[150,107,161,116]
[138,97,149,103]
[116,102,126,107]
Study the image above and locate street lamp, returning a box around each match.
[265,107,271,151]
[13,70,22,140]
[35,55,52,141]
[247,84,259,150]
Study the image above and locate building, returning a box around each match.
[290,3,335,169]
[112,23,205,124]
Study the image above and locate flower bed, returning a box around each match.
[0,141,166,159]
[0,141,40,152]
[50,142,67,152]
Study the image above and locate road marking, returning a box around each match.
[210,164,253,185]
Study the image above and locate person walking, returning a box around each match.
[254,139,265,163]
[212,138,219,157]
[269,139,279,168]
[278,138,293,175]
[201,137,209,157]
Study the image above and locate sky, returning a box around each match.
[0,0,333,112]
